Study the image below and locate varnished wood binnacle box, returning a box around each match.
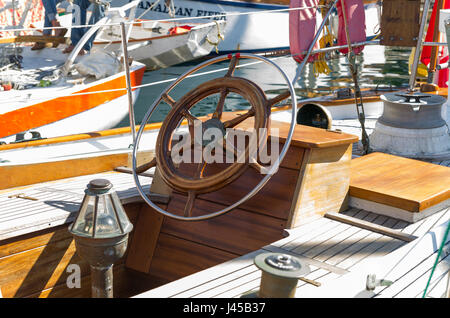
[124,119,359,286]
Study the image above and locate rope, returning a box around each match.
[205,20,225,54]
[422,221,450,298]
[313,25,334,76]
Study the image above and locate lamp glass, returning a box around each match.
[70,189,132,239]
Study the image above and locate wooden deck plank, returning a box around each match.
[335,235,401,271]
[319,216,399,266]
[200,269,261,298]
[268,214,337,249]
[289,210,369,255]
[279,209,361,251]
[134,208,448,299]
[302,221,449,298]
[408,207,450,237]
[302,212,380,260]
[175,264,258,298]
[225,277,261,298]
[376,249,450,298]
[315,215,392,262]
[296,269,340,297]
[0,171,151,241]
[324,212,418,242]
[387,257,449,298]
[420,270,450,298]
[135,249,264,298]
[295,219,402,296]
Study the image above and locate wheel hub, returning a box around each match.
[196,118,226,147]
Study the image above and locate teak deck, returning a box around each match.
[137,207,450,298]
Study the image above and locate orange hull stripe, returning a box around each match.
[0,66,145,138]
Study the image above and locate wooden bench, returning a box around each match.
[349,152,450,222]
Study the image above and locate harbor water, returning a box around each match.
[116,45,412,127]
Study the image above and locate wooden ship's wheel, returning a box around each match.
[132,54,297,221]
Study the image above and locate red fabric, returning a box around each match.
[337,0,366,55]
[420,0,450,65]
[168,25,193,35]
[420,0,450,87]
[289,0,320,63]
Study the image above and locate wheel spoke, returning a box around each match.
[222,139,237,160]
[249,161,265,174]
[182,109,200,125]
[180,109,201,144]
[183,190,196,217]
[267,90,291,107]
[162,93,176,108]
[225,55,238,77]
[223,109,255,129]
[135,157,157,174]
[212,88,229,120]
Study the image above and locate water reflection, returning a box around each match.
[119,45,411,126]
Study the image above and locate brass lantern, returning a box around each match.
[69,179,133,298]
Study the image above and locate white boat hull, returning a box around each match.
[0,47,146,144]
[112,0,290,53]
[111,0,381,53]
[94,20,226,70]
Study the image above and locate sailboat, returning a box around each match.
[0,0,448,299]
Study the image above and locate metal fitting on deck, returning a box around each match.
[254,253,310,298]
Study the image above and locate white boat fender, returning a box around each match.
[73,49,121,80]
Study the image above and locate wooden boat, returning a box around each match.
[0,23,146,144]
[0,0,448,300]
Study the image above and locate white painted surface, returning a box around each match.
[349,196,450,223]
[369,121,450,160]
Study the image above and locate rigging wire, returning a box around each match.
[422,221,450,298]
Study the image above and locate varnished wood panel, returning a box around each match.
[26,265,128,298]
[287,144,353,228]
[198,165,299,220]
[380,0,421,47]
[0,154,128,191]
[0,202,139,298]
[148,233,237,283]
[0,227,72,259]
[350,152,450,212]
[0,150,154,191]
[162,194,286,255]
[262,140,305,170]
[0,236,89,298]
[232,118,359,149]
[214,113,358,149]
[125,204,165,273]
